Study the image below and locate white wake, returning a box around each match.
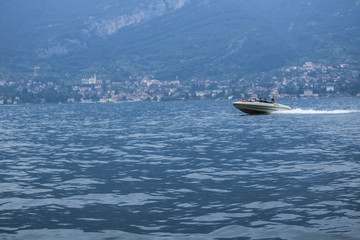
[276,108,360,114]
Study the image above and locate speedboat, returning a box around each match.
[233,100,291,114]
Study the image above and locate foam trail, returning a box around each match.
[276,108,360,114]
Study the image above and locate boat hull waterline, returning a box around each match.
[233,101,291,114]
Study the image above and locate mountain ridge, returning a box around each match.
[0,0,359,82]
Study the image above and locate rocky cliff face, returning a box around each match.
[32,0,189,58]
[87,0,188,37]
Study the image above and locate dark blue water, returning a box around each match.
[1,98,360,239]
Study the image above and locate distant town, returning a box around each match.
[0,61,359,104]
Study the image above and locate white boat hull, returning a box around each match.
[233,101,291,114]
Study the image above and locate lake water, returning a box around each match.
[1,98,360,240]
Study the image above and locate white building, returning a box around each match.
[89,74,97,84]
[326,86,335,92]
[82,74,97,85]
[300,89,319,97]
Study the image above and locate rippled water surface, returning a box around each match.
[1,98,360,239]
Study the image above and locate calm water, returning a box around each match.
[1,98,360,240]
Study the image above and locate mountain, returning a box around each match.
[0,0,359,83]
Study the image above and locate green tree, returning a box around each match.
[41,88,59,103]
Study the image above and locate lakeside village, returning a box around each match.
[0,61,359,104]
